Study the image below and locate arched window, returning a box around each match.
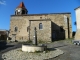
[14,27,18,32]
[16,10,21,15]
[22,10,25,14]
[39,23,43,29]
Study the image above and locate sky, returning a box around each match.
[0,0,80,32]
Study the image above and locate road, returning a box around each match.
[0,40,80,60]
[47,40,80,60]
[0,42,21,60]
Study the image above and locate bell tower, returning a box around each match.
[15,2,28,15]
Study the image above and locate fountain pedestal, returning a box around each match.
[22,44,46,52]
[22,27,46,52]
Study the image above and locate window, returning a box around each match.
[22,37,23,40]
[40,17,42,19]
[14,27,18,32]
[39,23,43,29]
[17,10,20,15]
[60,26,64,32]
[22,10,25,14]
[27,26,30,32]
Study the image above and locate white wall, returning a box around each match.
[75,8,80,29]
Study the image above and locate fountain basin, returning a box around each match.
[22,44,45,52]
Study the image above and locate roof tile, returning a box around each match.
[17,2,26,9]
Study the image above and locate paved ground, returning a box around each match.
[0,40,80,60]
[47,40,80,60]
[0,42,21,60]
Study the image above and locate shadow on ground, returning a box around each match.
[47,48,56,51]
[46,45,67,51]
[53,45,68,48]
[0,45,14,51]
[0,44,15,60]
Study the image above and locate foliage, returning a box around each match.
[38,40,46,43]
[18,40,32,44]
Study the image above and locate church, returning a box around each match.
[9,2,72,42]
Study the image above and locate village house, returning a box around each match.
[0,30,8,40]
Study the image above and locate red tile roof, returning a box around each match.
[17,2,26,9]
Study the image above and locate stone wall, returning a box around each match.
[29,20,51,42]
[9,13,72,42]
[9,16,29,41]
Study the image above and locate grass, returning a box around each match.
[54,38,74,44]
[65,38,74,44]
[55,38,74,42]
[17,49,23,52]
[38,40,47,44]
[18,40,32,44]
[34,51,42,53]
[31,49,50,53]
[65,38,74,40]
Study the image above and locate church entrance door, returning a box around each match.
[12,34,16,41]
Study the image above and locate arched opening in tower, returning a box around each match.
[22,10,25,14]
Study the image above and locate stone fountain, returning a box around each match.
[22,27,46,52]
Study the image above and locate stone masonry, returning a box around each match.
[9,2,72,42]
[9,14,72,42]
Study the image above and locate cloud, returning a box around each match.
[0,0,6,5]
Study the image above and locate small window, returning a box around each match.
[60,26,64,32]
[39,23,43,29]
[40,17,42,19]
[16,10,21,15]
[22,37,23,40]
[27,26,30,32]
[27,27,29,32]
[17,12,21,15]
[14,27,18,32]
[22,10,25,14]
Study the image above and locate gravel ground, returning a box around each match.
[1,40,80,60]
[2,48,63,60]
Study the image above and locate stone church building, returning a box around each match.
[9,2,72,42]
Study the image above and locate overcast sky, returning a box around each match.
[0,0,80,31]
